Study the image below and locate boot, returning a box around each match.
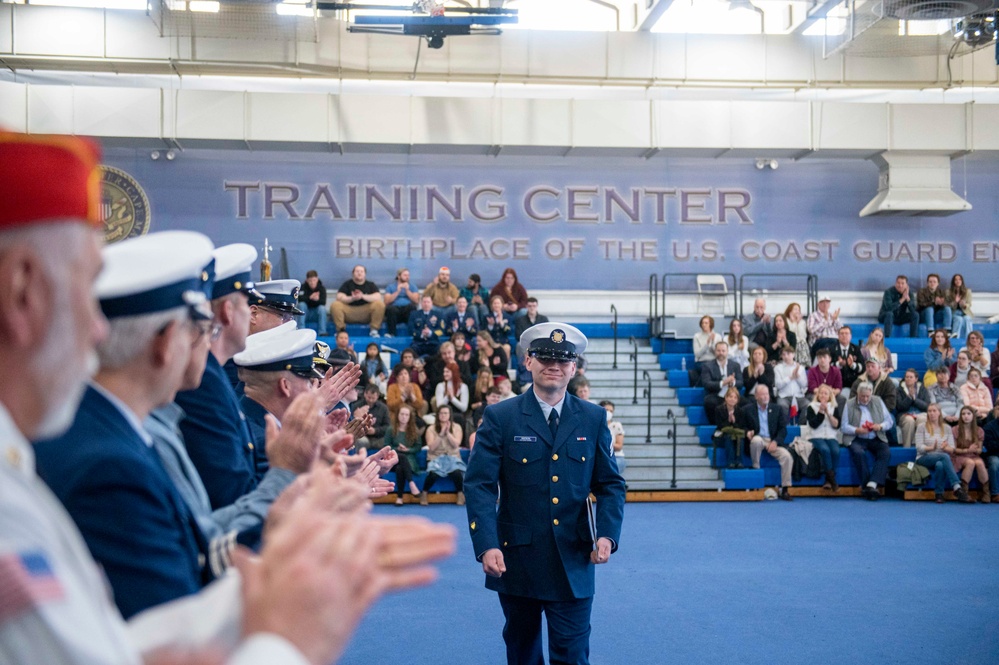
[822,471,832,490]
[456,491,466,506]
[955,482,973,503]
[981,488,991,504]
[419,491,428,506]
[828,470,839,492]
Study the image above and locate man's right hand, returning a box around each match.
[481,548,506,577]
[267,392,325,474]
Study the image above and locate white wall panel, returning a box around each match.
[248,92,331,143]
[0,81,26,131]
[572,100,650,148]
[175,90,245,140]
[411,97,493,145]
[73,87,160,137]
[650,36,688,82]
[0,6,12,54]
[499,98,571,147]
[654,100,731,148]
[15,6,105,57]
[26,85,75,134]
[685,35,765,83]
[812,102,887,151]
[971,105,999,150]
[525,32,607,80]
[890,104,965,151]
[730,101,809,149]
[338,94,411,145]
[844,54,941,84]
[607,32,655,81]
[105,10,171,60]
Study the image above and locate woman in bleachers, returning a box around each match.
[929,368,963,426]
[950,350,973,389]
[947,273,973,340]
[961,330,991,377]
[923,329,954,382]
[434,362,469,416]
[693,315,721,366]
[784,302,811,366]
[915,403,969,503]
[763,313,796,365]
[951,405,989,502]
[386,363,428,417]
[484,295,512,357]
[712,387,745,469]
[860,327,894,376]
[420,404,466,506]
[489,267,529,319]
[743,346,775,400]
[959,367,993,422]
[896,368,930,447]
[469,367,494,414]
[774,345,807,423]
[806,384,841,491]
[476,330,508,383]
[726,319,751,371]
[386,404,423,505]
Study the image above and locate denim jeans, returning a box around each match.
[297,306,328,335]
[988,455,999,495]
[879,302,918,338]
[917,453,959,493]
[848,437,890,486]
[920,306,952,332]
[952,311,973,340]
[810,438,840,473]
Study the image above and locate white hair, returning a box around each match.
[97,306,187,371]
[855,381,874,394]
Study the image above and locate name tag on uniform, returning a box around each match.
[514,436,537,443]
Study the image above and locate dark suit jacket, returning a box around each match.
[464,391,625,601]
[700,359,744,396]
[831,342,863,389]
[514,313,550,343]
[34,386,210,619]
[740,401,789,446]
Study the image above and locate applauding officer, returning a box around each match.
[464,323,625,665]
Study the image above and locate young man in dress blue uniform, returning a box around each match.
[464,322,626,665]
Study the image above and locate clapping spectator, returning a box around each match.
[773,345,807,423]
[420,404,466,506]
[878,274,918,338]
[916,273,952,336]
[423,266,459,317]
[960,368,993,421]
[484,295,513,357]
[923,329,954,382]
[952,406,989,501]
[470,367,494,413]
[807,294,842,357]
[929,368,963,426]
[947,273,973,339]
[950,350,974,390]
[476,330,509,382]
[693,315,722,366]
[383,267,421,338]
[459,273,491,327]
[860,326,894,376]
[915,403,970,503]
[434,362,470,416]
[386,404,424,505]
[831,326,864,396]
[726,318,751,371]
[961,330,991,377]
[386,363,427,417]
[784,302,811,366]
[444,295,479,340]
[361,342,388,394]
[742,298,772,348]
[896,368,930,447]
[701,341,744,425]
[806,347,843,405]
[764,313,797,364]
[409,295,444,357]
[743,345,775,401]
[806,384,842,490]
[489,267,529,318]
[335,329,358,363]
[331,264,385,337]
[713,387,746,469]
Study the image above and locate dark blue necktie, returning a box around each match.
[548,409,559,439]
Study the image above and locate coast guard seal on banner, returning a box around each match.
[100,166,150,244]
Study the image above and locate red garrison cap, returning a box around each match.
[0,131,103,229]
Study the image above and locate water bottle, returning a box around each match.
[681,357,687,371]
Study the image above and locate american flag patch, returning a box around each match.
[0,550,64,623]
[576,437,587,441]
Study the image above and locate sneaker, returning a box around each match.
[369,329,380,338]
[950,332,960,338]
[935,494,945,504]
[384,333,395,338]
[779,487,793,501]
[862,486,880,501]
[395,497,404,506]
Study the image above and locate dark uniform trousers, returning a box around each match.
[465,391,625,665]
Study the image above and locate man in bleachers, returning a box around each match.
[806,294,842,357]
[331,264,385,337]
[409,294,444,357]
[830,326,863,397]
[460,272,491,327]
[444,295,479,340]
[742,383,793,501]
[350,383,392,451]
[335,329,359,363]
[423,266,459,317]
[702,341,744,425]
[916,273,952,337]
[842,381,892,501]
[514,296,549,341]
[296,269,328,335]
[806,347,843,405]
[929,367,963,426]
[878,274,919,338]
[741,298,772,349]
[384,267,421,338]
[851,359,897,445]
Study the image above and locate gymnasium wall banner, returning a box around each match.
[103,148,999,291]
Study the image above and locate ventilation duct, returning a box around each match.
[859,151,972,217]
[882,0,995,19]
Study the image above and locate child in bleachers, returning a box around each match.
[951,406,989,502]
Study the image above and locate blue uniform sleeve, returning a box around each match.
[463,405,503,560]
[210,467,295,540]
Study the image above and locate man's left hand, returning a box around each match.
[590,537,613,565]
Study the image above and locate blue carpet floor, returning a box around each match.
[341,499,999,665]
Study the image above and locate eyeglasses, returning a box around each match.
[190,318,222,344]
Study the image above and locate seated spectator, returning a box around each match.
[831,326,863,396]
[952,406,989,502]
[916,273,952,336]
[950,350,974,390]
[514,296,549,343]
[807,294,842,357]
[924,329,955,383]
[420,404,466,506]
[929,368,963,426]
[361,342,388,394]
[350,383,391,451]
[961,330,991,377]
[702,341,744,425]
[600,400,626,473]
[296,269,328,335]
[960,367,993,421]
[773,345,807,423]
[476,330,509,382]
[860,326,894,376]
[806,384,842,491]
[435,361,470,415]
[842,381,892,501]
[743,345,775,401]
[741,298,773,349]
[444,295,479,341]
[386,363,427,417]
[423,266,459,317]
[712,387,746,469]
[763,313,797,365]
[915,403,971,503]
[726,318,751,371]
[471,385,502,427]
[452,329,473,358]
[424,341,472,399]
[878,274,919,338]
[570,376,591,401]
[896,368,930,448]
[784,302,811,366]
[388,347,419,386]
[693,315,722,367]
[806,347,843,404]
[490,267,529,318]
[409,295,444,357]
[386,403,423,505]
[983,410,999,502]
[947,273,973,340]
[852,359,897,435]
[742,383,793,500]
[383,267,421,338]
[469,367,495,414]
[460,272,491,327]
[484,295,513,356]
[330,264,385,337]
[335,329,358,363]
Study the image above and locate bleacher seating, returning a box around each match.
[379,448,471,494]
